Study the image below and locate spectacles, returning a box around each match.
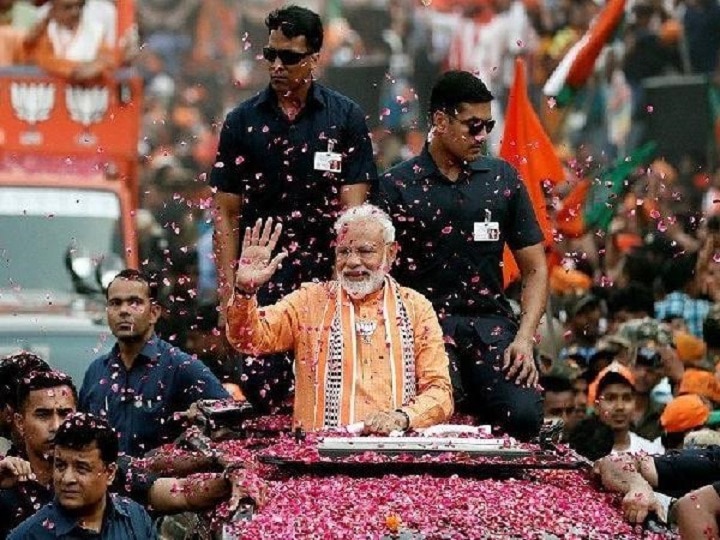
[449,114,496,136]
[335,243,390,260]
[262,47,313,66]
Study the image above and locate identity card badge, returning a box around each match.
[314,139,343,173]
[474,209,500,242]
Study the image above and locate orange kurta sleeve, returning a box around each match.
[400,289,454,428]
[226,287,307,356]
[0,28,25,67]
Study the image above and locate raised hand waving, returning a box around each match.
[234,218,287,294]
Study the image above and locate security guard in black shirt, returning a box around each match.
[210,6,377,411]
[376,71,549,441]
[211,6,377,312]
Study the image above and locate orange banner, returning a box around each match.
[499,58,564,286]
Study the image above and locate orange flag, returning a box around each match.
[556,178,591,238]
[499,58,564,287]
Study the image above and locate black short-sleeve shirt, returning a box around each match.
[0,479,53,538]
[113,455,159,507]
[375,146,543,319]
[654,446,720,498]
[210,83,378,296]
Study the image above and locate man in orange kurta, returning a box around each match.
[21,0,115,81]
[226,205,454,434]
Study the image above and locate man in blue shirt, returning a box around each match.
[654,252,710,338]
[210,5,377,411]
[8,412,156,539]
[80,269,229,457]
[1,369,258,534]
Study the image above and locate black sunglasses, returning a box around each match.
[262,47,313,66]
[449,114,496,136]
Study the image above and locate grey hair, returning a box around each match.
[333,203,396,242]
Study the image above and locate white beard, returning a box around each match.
[338,268,387,299]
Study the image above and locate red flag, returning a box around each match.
[499,58,564,286]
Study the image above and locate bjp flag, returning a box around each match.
[499,58,564,287]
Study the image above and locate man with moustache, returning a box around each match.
[80,269,229,458]
[589,362,663,455]
[8,412,156,539]
[226,205,453,433]
[375,71,548,441]
[211,4,376,312]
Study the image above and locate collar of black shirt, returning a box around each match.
[257,82,326,112]
[51,494,129,536]
[108,335,160,369]
[418,144,492,183]
[4,442,25,458]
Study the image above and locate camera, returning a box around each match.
[636,347,662,368]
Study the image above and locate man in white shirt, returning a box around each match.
[589,362,665,455]
[22,0,117,81]
[35,0,115,46]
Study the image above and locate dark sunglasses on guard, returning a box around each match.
[467,119,496,136]
[451,115,496,136]
[262,47,313,66]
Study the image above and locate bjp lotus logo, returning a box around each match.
[65,86,109,127]
[10,82,55,124]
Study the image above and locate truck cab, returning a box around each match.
[0,0,140,380]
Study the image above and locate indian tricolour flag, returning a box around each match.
[543,0,626,107]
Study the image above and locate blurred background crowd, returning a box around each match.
[2,0,720,462]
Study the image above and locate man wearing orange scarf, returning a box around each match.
[226,204,453,434]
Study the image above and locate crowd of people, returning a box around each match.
[0,270,270,537]
[2,0,720,537]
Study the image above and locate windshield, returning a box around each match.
[0,327,113,386]
[0,187,123,293]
